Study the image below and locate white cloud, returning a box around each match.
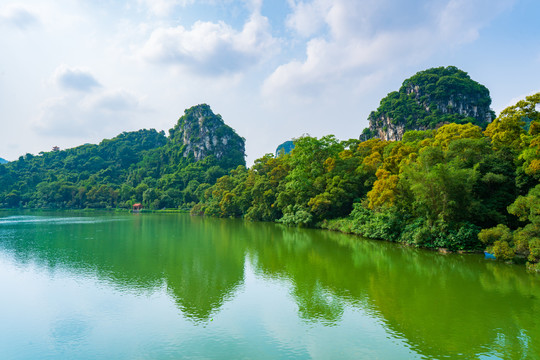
[286,0,331,37]
[1,0,529,165]
[140,10,277,76]
[264,0,515,100]
[0,4,40,30]
[137,0,240,17]
[34,88,145,139]
[137,0,194,17]
[35,96,88,137]
[87,89,141,112]
[53,65,101,92]
[36,66,146,139]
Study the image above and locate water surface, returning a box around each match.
[0,212,538,359]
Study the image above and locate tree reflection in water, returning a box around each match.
[0,212,538,359]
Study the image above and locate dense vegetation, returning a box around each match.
[0,158,7,164]
[1,69,539,271]
[194,93,540,271]
[362,66,495,140]
[0,104,245,210]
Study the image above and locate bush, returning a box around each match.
[526,262,540,273]
[190,203,205,215]
[400,220,481,251]
[492,240,515,261]
[443,223,482,251]
[528,238,540,263]
[278,205,313,227]
[478,224,513,245]
[348,203,403,241]
[320,218,354,233]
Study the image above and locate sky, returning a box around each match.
[1,0,539,164]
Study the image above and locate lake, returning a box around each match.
[0,212,538,359]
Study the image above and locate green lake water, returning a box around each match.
[0,212,538,359]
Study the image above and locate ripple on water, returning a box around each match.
[0,215,125,226]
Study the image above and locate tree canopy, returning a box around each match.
[0,104,245,210]
[364,66,495,141]
[194,93,540,271]
[1,79,539,272]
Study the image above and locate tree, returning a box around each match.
[484,92,540,152]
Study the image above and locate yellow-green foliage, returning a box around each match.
[528,238,540,263]
[484,92,540,152]
[189,92,540,268]
[432,123,483,150]
[478,224,513,245]
[367,169,399,209]
[520,119,540,177]
[492,240,515,261]
[479,183,540,267]
[359,139,388,172]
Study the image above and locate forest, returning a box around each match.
[0,104,245,211]
[192,92,540,271]
[0,68,539,271]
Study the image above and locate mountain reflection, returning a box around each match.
[0,212,538,358]
[0,213,246,322]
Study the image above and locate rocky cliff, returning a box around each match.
[361,66,495,141]
[169,104,245,168]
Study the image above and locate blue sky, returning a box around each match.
[1,0,539,164]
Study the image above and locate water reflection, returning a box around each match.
[0,212,538,359]
[239,221,540,359]
[0,213,245,322]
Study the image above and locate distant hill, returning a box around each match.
[169,104,245,169]
[0,158,7,164]
[0,104,245,209]
[275,140,294,157]
[361,66,495,141]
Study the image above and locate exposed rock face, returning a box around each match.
[169,104,245,167]
[370,115,408,142]
[361,66,495,141]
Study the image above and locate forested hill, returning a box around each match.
[0,158,7,164]
[169,104,245,169]
[361,66,495,141]
[193,92,540,271]
[0,104,245,209]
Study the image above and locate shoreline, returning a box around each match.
[1,207,536,271]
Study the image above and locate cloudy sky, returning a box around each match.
[1,0,539,164]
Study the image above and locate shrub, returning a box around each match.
[492,240,515,261]
[528,238,540,263]
[478,224,513,245]
[278,205,313,227]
